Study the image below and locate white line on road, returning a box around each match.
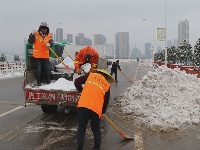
[0,106,24,118]
[134,126,144,150]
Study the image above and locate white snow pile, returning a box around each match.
[118,66,200,130]
[39,78,76,91]
[138,59,153,67]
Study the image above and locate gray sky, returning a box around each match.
[1,0,200,54]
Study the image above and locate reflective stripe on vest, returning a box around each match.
[92,63,97,67]
[33,49,49,52]
[35,36,49,44]
[85,81,106,94]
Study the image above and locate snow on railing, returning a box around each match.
[0,62,25,76]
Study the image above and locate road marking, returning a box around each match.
[0,106,24,118]
[134,126,144,150]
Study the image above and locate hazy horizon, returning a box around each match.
[1,0,200,54]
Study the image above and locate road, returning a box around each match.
[0,61,200,150]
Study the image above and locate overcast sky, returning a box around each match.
[1,0,200,54]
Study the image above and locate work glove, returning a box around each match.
[46,43,51,47]
[32,30,36,35]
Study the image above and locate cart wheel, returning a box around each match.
[41,105,58,113]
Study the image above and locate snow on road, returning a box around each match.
[118,65,200,131]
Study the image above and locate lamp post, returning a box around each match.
[150,46,154,63]
[143,18,155,61]
[143,19,155,47]
[164,0,167,65]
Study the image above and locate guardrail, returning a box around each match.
[0,63,25,76]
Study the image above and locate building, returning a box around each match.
[56,28,63,42]
[66,34,73,43]
[130,47,141,59]
[178,19,189,46]
[167,40,173,48]
[174,39,178,47]
[94,34,106,45]
[75,33,92,46]
[115,32,130,59]
[145,42,151,59]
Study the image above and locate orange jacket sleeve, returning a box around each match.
[74,49,85,69]
[90,50,99,70]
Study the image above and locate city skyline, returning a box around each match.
[1,0,200,55]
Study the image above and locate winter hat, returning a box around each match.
[38,22,49,33]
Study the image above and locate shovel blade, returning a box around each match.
[119,132,134,140]
[103,114,134,140]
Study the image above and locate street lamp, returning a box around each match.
[150,46,154,63]
[164,0,167,65]
[143,18,155,46]
[143,19,155,61]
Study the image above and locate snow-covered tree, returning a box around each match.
[193,38,200,67]
[167,47,176,63]
[177,40,193,65]
[0,54,6,62]
[14,55,20,62]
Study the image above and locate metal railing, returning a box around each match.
[0,62,25,76]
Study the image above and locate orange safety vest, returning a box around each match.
[74,46,99,70]
[33,32,51,58]
[78,73,110,118]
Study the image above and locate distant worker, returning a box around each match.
[74,69,115,150]
[28,22,54,86]
[110,60,121,82]
[74,46,99,74]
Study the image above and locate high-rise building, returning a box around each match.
[145,42,151,59]
[178,19,189,46]
[94,34,106,44]
[167,40,173,48]
[115,32,130,59]
[67,34,73,43]
[174,39,178,47]
[56,28,63,42]
[75,33,92,45]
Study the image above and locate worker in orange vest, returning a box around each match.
[74,69,115,150]
[28,22,54,86]
[74,46,99,74]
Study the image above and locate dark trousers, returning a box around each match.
[35,58,51,82]
[110,69,118,81]
[77,107,101,150]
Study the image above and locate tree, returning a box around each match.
[193,38,200,67]
[167,46,178,64]
[14,55,20,62]
[0,54,6,62]
[177,40,193,65]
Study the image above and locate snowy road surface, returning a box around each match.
[0,60,200,150]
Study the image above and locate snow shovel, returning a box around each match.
[102,114,134,140]
[35,33,71,73]
[118,69,133,82]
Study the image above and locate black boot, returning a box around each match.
[46,73,51,84]
[36,75,41,86]
[76,142,84,150]
[93,139,101,150]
